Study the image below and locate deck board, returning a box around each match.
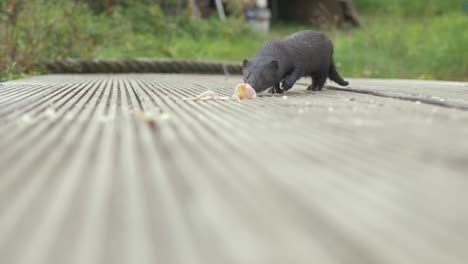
[0,74,467,264]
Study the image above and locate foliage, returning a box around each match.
[0,0,467,81]
[0,0,133,79]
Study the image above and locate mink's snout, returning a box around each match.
[243,64,276,92]
[247,82,268,92]
[244,78,264,92]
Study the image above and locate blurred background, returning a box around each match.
[0,0,467,81]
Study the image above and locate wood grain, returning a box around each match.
[0,74,467,264]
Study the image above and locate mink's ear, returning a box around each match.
[243,59,250,68]
[269,60,279,70]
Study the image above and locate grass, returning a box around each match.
[332,13,468,80]
[1,0,467,81]
[93,13,468,81]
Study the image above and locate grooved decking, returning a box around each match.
[0,74,467,264]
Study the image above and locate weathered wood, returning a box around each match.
[0,74,467,264]
[327,78,468,103]
[318,78,468,110]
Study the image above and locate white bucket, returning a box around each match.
[246,8,271,33]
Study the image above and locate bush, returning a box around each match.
[0,0,132,79]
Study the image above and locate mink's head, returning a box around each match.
[242,58,280,92]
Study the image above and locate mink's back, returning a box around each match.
[253,31,333,75]
[252,30,334,77]
[282,30,333,74]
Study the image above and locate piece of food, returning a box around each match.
[135,110,156,126]
[234,83,256,99]
[183,84,256,102]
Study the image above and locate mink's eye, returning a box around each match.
[244,72,251,82]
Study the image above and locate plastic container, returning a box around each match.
[245,7,271,33]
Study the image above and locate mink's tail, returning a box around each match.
[328,62,349,86]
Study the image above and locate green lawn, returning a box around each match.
[94,13,468,81]
[332,13,468,80]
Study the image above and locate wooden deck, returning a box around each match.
[0,74,467,264]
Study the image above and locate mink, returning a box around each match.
[242,30,349,93]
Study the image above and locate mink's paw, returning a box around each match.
[272,83,283,94]
[281,79,295,91]
[274,86,284,94]
[307,85,322,91]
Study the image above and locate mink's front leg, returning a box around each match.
[282,67,301,91]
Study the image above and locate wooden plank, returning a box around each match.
[316,78,468,108]
[0,74,467,264]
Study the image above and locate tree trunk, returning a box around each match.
[273,0,360,27]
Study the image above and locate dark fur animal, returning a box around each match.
[242,30,348,93]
